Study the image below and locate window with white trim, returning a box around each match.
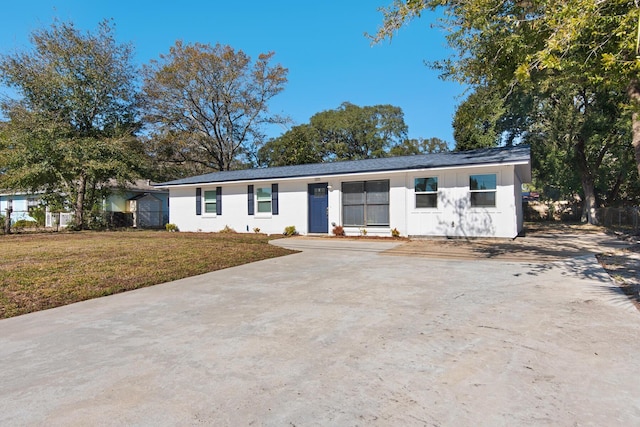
[470,174,497,207]
[415,177,438,208]
[204,190,217,214]
[342,180,389,226]
[256,187,272,214]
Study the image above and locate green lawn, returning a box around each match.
[0,230,295,318]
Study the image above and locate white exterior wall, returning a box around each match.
[514,170,524,235]
[170,180,313,235]
[167,164,524,238]
[405,164,519,238]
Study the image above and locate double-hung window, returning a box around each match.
[470,174,497,207]
[204,190,217,214]
[342,180,389,226]
[415,177,438,208]
[248,184,278,215]
[256,187,272,214]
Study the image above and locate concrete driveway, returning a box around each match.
[1,236,639,426]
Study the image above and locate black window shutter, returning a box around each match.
[248,185,254,215]
[272,183,279,215]
[216,187,222,215]
[195,187,202,216]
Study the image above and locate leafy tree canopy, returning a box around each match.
[0,19,145,229]
[257,124,324,167]
[260,102,431,166]
[389,137,449,156]
[309,102,408,160]
[372,0,640,221]
[141,41,288,176]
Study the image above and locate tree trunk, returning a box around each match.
[627,81,640,178]
[575,138,599,225]
[608,171,623,204]
[74,174,87,230]
[580,173,598,225]
[4,208,12,234]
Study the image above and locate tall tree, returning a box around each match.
[372,0,640,223]
[0,20,143,229]
[141,41,288,174]
[310,102,408,160]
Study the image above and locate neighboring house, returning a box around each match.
[99,180,170,228]
[0,180,169,228]
[157,145,531,238]
[0,192,40,223]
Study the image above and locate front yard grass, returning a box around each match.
[0,230,295,319]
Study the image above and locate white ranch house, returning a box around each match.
[157,145,531,238]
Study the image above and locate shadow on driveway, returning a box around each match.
[382,231,632,263]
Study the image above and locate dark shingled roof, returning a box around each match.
[156,145,530,187]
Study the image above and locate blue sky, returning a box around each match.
[1,1,465,146]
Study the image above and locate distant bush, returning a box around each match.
[165,223,179,232]
[332,225,345,236]
[283,225,298,236]
[87,212,109,230]
[28,206,46,227]
[14,219,38,229]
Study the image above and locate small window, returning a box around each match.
[415,177,438,208]
[470,174,497,207]
[204,190,217,214]
[256,187,272,214]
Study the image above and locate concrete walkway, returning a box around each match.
[1,236,639,426]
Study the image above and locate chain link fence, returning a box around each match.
[524,202,639,232]
[597,207,640,231]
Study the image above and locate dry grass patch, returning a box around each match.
[0,231,295,318]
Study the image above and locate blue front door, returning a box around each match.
[308,183,328,233]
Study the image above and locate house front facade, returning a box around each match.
[157,145,531,239]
